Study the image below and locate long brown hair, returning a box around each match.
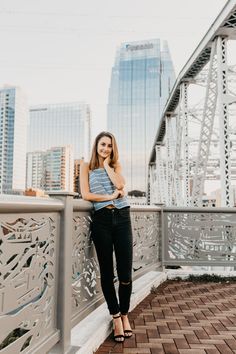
[89,131,119,171]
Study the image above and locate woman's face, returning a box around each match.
[97,136,112,159]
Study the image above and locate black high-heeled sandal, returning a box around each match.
[112,314,125,342]
[121,314,133,338]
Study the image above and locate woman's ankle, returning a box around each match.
[112,312,121,319]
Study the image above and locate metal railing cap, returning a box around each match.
[0,194,64,212]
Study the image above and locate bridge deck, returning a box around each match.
[95,279,236,354]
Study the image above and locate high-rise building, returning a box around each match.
[26,146,74,192]
[44,146,74,192]
[107,39,175,193]
[26,151,45,190]
[0,85,28,194]
[27,102,91,161]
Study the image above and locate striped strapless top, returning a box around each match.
[89,168,130,211]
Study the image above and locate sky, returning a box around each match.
[0,0,226,140]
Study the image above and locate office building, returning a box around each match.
[0,86,28,194]
[26,151,44,190]
[26,146,74,192]
[107,39,175,193]
[28,102,91,161]
[44,146,74,192]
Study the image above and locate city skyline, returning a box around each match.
[0,0,226,140]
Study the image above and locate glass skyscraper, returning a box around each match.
[27,102,91,161]
[0,86,28,194]
[107,39,175,193]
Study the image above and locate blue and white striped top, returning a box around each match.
[89,168,130,211]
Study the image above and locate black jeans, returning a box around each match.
[91,206,133,315]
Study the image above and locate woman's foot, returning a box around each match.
[112,313,124,342]
[121,314,133,338]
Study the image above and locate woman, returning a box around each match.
[80,131,133,343]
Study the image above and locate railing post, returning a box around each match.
[49,191,77,354]
[161,208,166,271]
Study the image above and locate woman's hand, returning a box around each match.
[110,189,125,200]
[111,189,121,199]
[104,155,111,167]
[117,189,125,198]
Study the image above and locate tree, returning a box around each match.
[128,190,146,197]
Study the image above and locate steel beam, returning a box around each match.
[191,40,218,206]
[217,36,233,206]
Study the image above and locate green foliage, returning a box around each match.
[185,273,236,283]
[150,274,236,294]
[128,190,146,197]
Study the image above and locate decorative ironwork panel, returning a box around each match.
[163,211,236,265]
[0,213,58,354]
[72,212,101,317]
[132,211,161,274]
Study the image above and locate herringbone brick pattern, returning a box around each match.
[95,280,236,354]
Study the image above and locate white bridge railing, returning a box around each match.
[0,194,161,354]
[1,194,236,353]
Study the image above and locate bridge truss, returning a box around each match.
[148,0,236,207]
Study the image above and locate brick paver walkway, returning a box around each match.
[95,280,236,354]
